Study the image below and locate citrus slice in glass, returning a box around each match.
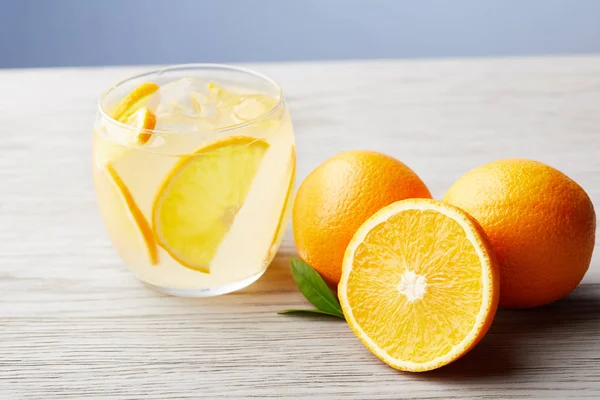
[97,82,160,167]
[264,146,296,262]
[125,107,157,144]
[338,198,500,372]
[152,137,269,273]
[111,82,160,122]
[99,164,158,266]
[95,106,157,171]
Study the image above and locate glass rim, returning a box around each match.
[97,63,285,136]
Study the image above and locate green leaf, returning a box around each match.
[278,309,345,319]
[286,258,345,318]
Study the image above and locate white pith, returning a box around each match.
[397,270,427,302]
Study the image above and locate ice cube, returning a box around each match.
[207,82,277,127]
[150,77,207,116]
[232,95,277,123]
[149,77,215,132]
[155,112,216,133]
[148,79,279,132]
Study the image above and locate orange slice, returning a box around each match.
[111,82,159,123]
[338,198,499,372]
[152,137,269,273]
[125,107,157,144]
[265,146,296,262]
[100,164,158,266]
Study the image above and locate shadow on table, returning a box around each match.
[239,256,600,381]
[414,284,600,381]
[237,253,297,295]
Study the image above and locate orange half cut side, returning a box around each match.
[338,198,499,372]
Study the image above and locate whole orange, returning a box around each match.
[292,150,432,285]
[443,158,596,309]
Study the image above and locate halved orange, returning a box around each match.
[338,198,499,372]
[100,164,158,266]
[152,136,269,273]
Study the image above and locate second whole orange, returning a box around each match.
[443,158,596,309]
[292,150,432,285]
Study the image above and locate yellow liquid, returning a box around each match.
[93,91,295,294]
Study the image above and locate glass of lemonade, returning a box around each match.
[93,64,295,296]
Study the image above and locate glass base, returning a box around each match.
[142,269,266,297]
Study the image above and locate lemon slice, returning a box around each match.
[111,82,159,122]
[126,107,157,144]
[99,164,159,266]
[152,137,269,273]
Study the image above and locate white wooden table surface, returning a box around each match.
[1,56,599,399]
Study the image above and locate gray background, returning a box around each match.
[1,0,600,68]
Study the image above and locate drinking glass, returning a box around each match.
[93,64,295,296]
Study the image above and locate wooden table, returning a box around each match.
[1,57,599,399]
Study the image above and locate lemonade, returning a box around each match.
[93,65,295,296]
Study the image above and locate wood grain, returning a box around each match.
[1,56,600,399]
